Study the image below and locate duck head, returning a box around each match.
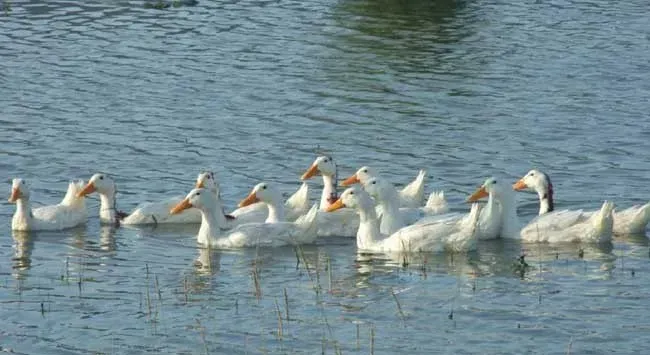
[467,177,509,202]
[326,185,366,211]
[341,166,377,186]
[8,178,30,203]
[170,188,213,214]
[77,173,116,198]
[301,155,336,180]
[513,169,553,194]
[195,171,220,194]
[238,182,282,208]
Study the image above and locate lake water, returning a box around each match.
[2,0,650,353]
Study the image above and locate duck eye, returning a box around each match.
[350,191,354,195]
[530,173,535,176]
[363,169,368,173]
[492,180,497,184]
[196,192,201,196]
[371,181,376,185]
[99,176,104,180]
[262,185,267,190]
[21,181,25,184]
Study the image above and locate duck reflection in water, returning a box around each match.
[194,246,221,276]
[99,225,117,253]
[12,230,34,278]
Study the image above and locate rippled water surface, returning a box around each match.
[2,0,650,353]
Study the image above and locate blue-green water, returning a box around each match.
[1,0,650,353]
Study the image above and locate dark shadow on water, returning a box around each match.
[336,0,467,38]
[330,0,479,71]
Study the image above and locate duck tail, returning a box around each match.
[425,190,449,213]
[450,203,482,252]
[285,182,310,218]
[401,169,426,204]
[61,179,87,208]
[592,201,615,242]
[616,202,650,235]
[465,203,482,234]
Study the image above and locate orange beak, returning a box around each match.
[467,186,489,202]
[341,174,360,186]
[170,198,193,214]
[512,179,528,191]
[238,191,260,208]
[8,187,21,203]
[77,182,97,198]
[325,198,345,212]
[300,164,319,180]
[195,180,205,189]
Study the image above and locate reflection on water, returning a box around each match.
[1,0,650,352]
[99,225,117,253]
[350,239,619,283]
[11,230,34,278]
[194,246,221,276]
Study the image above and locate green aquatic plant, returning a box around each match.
[144,0,169,9]
[391,288,406,326]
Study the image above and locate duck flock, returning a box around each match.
[8,155,650,253]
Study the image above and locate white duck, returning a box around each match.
[362,176,451,235]
[227,181,310,223]
[300,155,359,237]
[9,178,87,231]
[78,172,219,225]
[513,169,650,236]
[468,177,614,243]
[326,186,481,253]
[417,178,502,241]
[341,166,431,208]
[170,183,319,248]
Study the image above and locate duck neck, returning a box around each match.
[496,191,520,239]
[211,193,230,229]
[536,184,554,215]
[320,174,338,210]
[13,198,33,228]
[356,195,381,250]
[98,192,118,225]
[198,206,220,246]
[377,186,404,234]
[265,199,285,223]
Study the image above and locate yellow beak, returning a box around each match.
[300,164,319,180]
[325,198,345,212]
[512,179,528,191]
[8,187,21,203]
[238,191,260,208]
[77,182,97,198]
[467,186,489,202]
[170,198,193,214]
[341,174,360,186]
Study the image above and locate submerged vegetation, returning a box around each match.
[144,0,198,9]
